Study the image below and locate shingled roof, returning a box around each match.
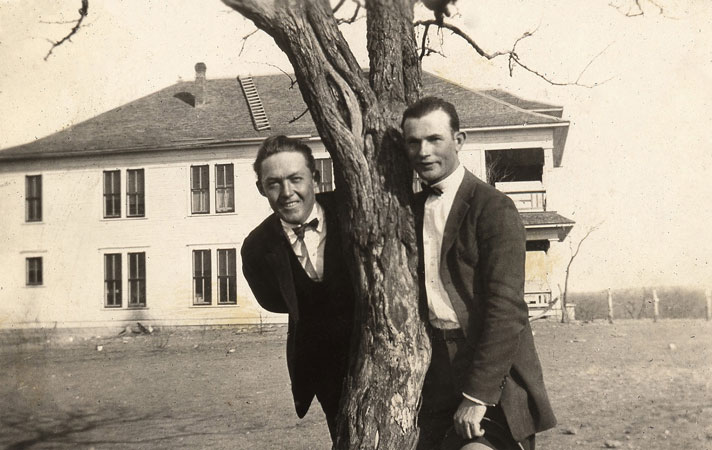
[0,69,568,163]
[480,89,564,118]
[520,211,575,237]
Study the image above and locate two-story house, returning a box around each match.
[0,64,573,330]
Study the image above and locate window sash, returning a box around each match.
[314,159,334,193]
[126,169,145,217]
[103,170,121,218]
[128,252,146,307]
[104,253,122,307]
[215,164,234,213]
[26,257,43,285]
[25,175,42,222]
[192,250,212,304]
[191,165,210,214]
[217,249,236,304]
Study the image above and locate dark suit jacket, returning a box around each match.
[240,192,353,418]
[415,170,556,441]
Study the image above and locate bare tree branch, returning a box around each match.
[239,29,259,56]
[332,0,347,14]
[44,0,88,61]
[39,19,81,25]
[610,0,666,17]
[245,61,297,88]
[560,221,604,322]
[288,108,310,123]
[414,19,611,87]
[336,3,362,25]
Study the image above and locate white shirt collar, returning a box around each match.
[280,200,325,238]
[430,164,465,196]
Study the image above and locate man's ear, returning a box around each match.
[455,131,466,150]
[256,180,266,196]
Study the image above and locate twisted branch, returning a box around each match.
[415,20,611,87]
[44,0,88,61]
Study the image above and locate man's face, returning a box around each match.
[258,151,317,225]
[403,109,465,184]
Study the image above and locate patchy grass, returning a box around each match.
[1,320,710,449]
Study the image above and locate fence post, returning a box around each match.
[706,289,711,321]
[607,288,614,324]
[653,289,660,322]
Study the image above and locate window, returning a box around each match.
[25,175,42,222]
[126,169,145,217]
[314,158,334,193]
[485,149,544,185]
[215,164,234,213]
[104,170,121,218]
[104,253,122,307]
[26,257,43,285]
[217,249,237,304]
[191,165,210,214]
[193,250,212,305]
[128,252,146,307]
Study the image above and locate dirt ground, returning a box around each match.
[1,319,710,449]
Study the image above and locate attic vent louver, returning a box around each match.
[239,76,271,131]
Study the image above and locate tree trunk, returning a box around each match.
[221,1,430,448]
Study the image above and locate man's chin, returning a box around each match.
[278,210,304,224]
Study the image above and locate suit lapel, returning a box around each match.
[440,171,477,266]
[263,215,299,316]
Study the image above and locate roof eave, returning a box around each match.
[0,137,275,163]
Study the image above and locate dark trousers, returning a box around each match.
[314,370,342,442]
[304,324,350,443]
[417,327,534,450]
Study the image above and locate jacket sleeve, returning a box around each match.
[463,193,529,404]
[240,241,289,314]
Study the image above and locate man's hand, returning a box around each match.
[453,398,487,440]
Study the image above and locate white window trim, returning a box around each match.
[99,247,150,310]
[187,243,241,308]
[186,161,238,217]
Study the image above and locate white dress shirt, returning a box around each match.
[424,165,492,406]
[423,164,465,329]
[281,201,327,281]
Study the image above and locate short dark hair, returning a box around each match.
[401,96,460,132]
[253,135,316,182]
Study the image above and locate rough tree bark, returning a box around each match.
[220,0,431,448]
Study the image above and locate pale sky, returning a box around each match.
[1,0,710,292]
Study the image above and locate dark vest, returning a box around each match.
[286,240,353,329]
[285,228,354,374]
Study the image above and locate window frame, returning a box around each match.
[314,158,334,193]
[126,168,145,218]
[25,175,42,222]
[26,257,43,286]
[104,253,122,308]
[103,170,122,218]
[217,248,237,305]
[190,165,210,214]
[127,252,146,308]
[215,164,235,213]
[192,249,212,305]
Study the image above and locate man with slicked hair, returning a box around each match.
[241,135,354,441]
[403,97,556,450]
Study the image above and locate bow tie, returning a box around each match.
[421,183,443,197]
[293,218,319,240]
